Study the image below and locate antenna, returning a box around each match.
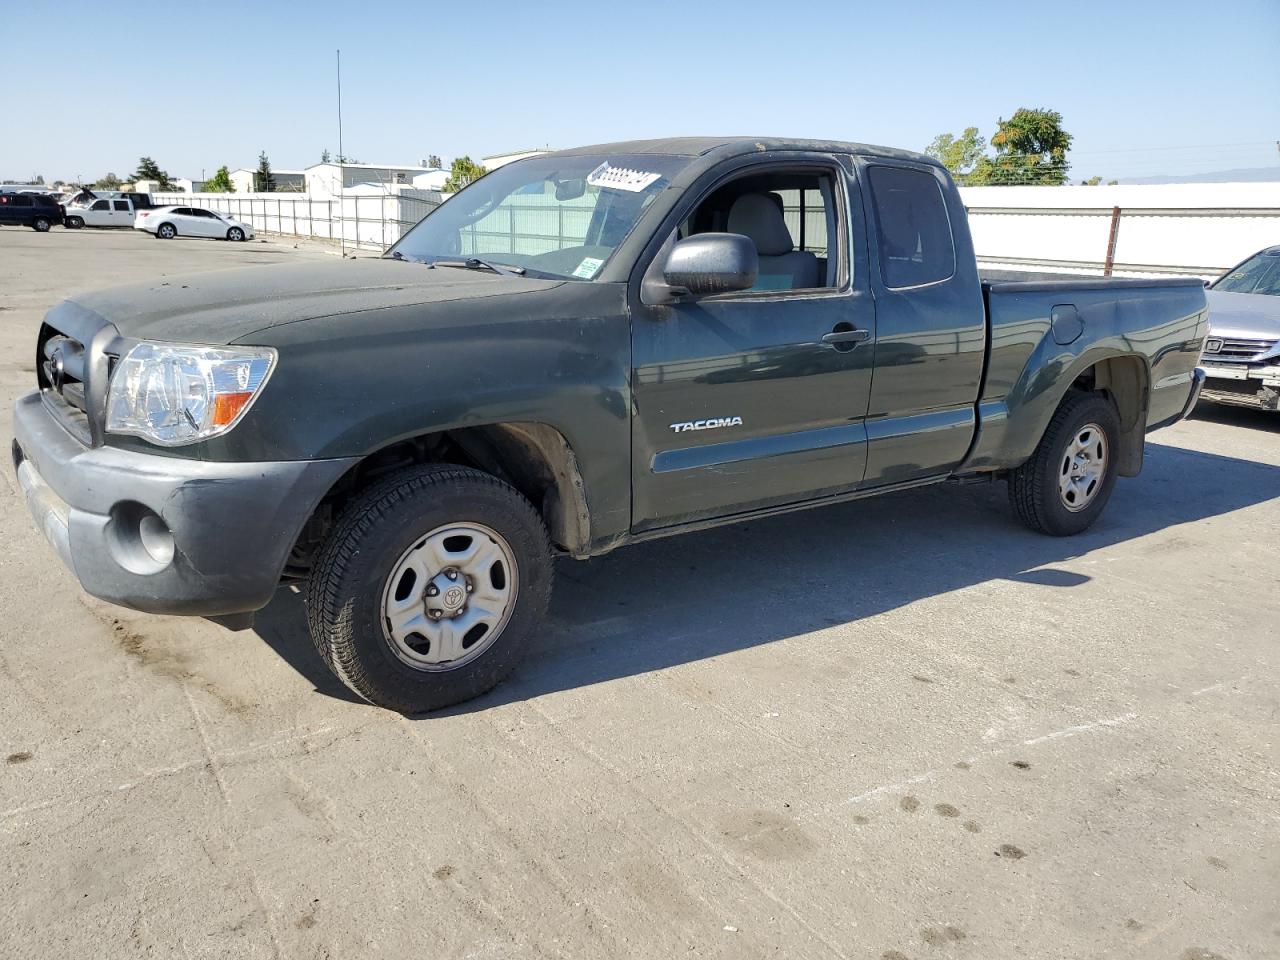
[337,49,346,257]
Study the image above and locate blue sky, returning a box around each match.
[3,0,1277,183]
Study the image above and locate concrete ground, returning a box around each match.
[1,227,1277,960]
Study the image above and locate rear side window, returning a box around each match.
[868,165,955,288]
[12,195,34,207]
[113,200,130,211]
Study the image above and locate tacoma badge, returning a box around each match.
[669,416,744,434]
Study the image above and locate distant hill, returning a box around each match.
[1115,167,1280,185]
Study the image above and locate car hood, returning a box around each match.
[1205,289,1280,341]
[64,258,565,344]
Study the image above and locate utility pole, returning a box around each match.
[337,48,345,257]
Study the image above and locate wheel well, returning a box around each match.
[286,423,590,578]
[1070,355,1149,477]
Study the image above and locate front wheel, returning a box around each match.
[32,217,51,232]
[65,216,83,229]
[156,222,176,239]
[1008,391,1121,536]
[227,227,244,242]
[306,465,553,713]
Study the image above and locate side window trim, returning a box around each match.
[863,161,957,291]
[637,156,853,305]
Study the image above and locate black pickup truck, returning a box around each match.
[12,137,1207,712]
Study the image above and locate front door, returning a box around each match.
[86,199,111,226]
[630,158,876,531]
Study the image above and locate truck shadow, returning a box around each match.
[251,439,1280,712]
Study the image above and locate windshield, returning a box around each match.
[1212,250,1280,296]
[387,154,687,280]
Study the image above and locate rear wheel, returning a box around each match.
[227,227,245,242]
[306,465,553,713]
[156,222,176,239]
[1009,391,1121,536]
[32,217,51,232]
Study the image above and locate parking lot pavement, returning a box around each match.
[1,226,1277,960]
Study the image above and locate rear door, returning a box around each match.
[629,154,876,531]
[1,194,32,224]
[168,207,195,234]
[856,160,986,485]
[111,199,132,226]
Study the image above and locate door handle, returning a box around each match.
[821,326,871,349]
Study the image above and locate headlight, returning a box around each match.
[106,342,275,446]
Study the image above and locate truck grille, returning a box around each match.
[35,310,119,446]
[1201,337,1278,362]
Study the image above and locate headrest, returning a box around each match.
[727,193,794,256]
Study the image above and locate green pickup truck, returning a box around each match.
[13,137,1208,712]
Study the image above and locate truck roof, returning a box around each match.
[548,136,941,168]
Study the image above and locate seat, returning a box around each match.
[727,193,820,290]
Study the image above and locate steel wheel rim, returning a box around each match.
[1058,422,1107,512]
[380,522,519,672]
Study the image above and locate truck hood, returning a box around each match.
[66,258,565,344]
[1205,289,1280,341]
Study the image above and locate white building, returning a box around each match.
[304,162,447,199]
[480,149,548,171]
[173,178,205,193]
[230,168,306,194]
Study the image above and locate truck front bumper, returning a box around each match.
[12,391,357,618]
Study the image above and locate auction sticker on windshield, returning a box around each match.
[573,257,604,279]
[586,162,661,193]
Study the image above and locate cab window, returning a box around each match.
[680,168,842,292]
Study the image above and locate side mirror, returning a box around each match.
[662,233,758,298]
[1203,279,1212,288]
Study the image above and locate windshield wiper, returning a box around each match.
[433,257,526,276]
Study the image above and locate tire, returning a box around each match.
[156,222,176,239]
[1009,391,1121,536]
[65,216,83,229]
[306,464,553,713]
[32,217,51,232]
[227,227,244,242]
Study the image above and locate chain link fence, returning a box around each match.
[150,192,441,251]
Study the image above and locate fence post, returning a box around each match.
[1103,206,1121,277]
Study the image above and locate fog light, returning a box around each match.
[107,502,175,575]
[138,513,175,565]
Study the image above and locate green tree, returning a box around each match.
[427,154,442,169]
[254,151,276,192]
[1080,176,1103,186]
[320,149,331,163]
[971,108,1072,186]
[133,156,174,189]
[33,174,45,185]
[443,155,486,192]
[205,165,235,193]
[94,172,123,190]
[925,127,987,184]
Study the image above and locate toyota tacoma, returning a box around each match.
[12,137,1208,712]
